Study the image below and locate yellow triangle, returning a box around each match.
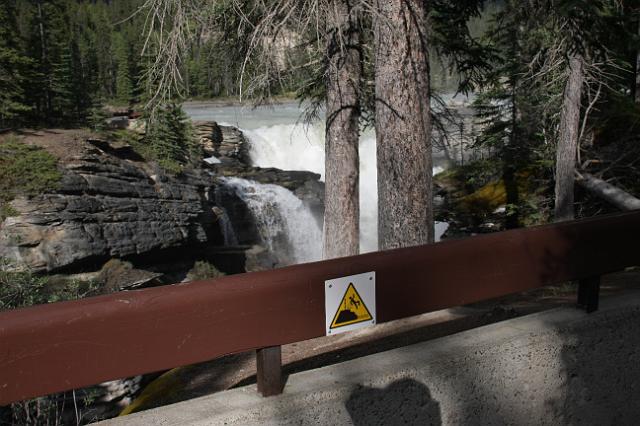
[330,283,373,329]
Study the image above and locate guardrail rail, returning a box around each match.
[1,211,639,403]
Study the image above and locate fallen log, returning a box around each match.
[575,171,640,211]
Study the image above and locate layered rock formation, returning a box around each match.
[194,121,251,165]
[0,123,324,274]
[0,146,215,271]
[0,123,324,424]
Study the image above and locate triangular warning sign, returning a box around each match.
[330,283,373,329]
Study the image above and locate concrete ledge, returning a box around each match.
[101,292,640,425]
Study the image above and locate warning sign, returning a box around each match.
[330,283,373,328]
[325,272,376,335]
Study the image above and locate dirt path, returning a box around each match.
[1,129,98,162]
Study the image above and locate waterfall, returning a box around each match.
[243,124,325,178]
[220,177,322,264]
[218,208,239,246]
[242,122,449,251]
[213,188,239,246]
[185,102,452,255]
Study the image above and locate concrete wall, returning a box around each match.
[101,292,640,425]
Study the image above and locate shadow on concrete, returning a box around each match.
[345,379,441,426]
[543,300,640,424]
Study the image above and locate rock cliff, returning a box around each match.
[0,123,323,274]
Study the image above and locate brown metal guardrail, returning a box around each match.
[1,211,640,404]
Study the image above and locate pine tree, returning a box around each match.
[474,1,546,228]
[50,40,77,124]
[374,0,434,249]
[323,0,363,259]
[0,0,32,127]
[546,0,629,221]
[113,33,133,105]
[144,103,196,173]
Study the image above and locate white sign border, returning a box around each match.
[324,271,376,335]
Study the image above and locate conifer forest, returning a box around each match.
[3,0,640,424]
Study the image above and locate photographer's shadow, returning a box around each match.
[345,378,441,426]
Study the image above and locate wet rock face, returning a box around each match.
[0,146,217,272]
[197,120,325,242]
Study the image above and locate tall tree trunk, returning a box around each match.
[37,1,51,116]
[554,54,584,222]
[323,0,362,259]
[504,86,520,229]
[635,18,640,104]
[374,0,433,249]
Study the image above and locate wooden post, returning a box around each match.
[577,276,601,313]
[256,346,283,397]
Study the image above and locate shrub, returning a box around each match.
[186,260,225,281]
[0,136,61,221]
[143,103,201,174]
[0,259,103,425]
[0,260,100,311]
[108,104,202,175]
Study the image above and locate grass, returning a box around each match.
[0,136,62,220]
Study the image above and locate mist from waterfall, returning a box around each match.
[221,177,323,263]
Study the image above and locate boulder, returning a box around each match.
[98,259,163,291]
[244,244,279,272]
[194,121,250,165]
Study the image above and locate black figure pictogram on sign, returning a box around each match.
[330,283,373,329]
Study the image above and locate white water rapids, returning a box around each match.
[243,124,385,254]
[186,102,449,263]
[221,177,322,263]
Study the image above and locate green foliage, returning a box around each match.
[0,203,19,221]
[113,32,134,105]
[472,0,562,227]
[0,136,61,220]
[0,0,33,127]
[88,99,110,132]
[0,260,100,311]
[0,257,103,425]
[436,157,553,229]
[3,0,149,127]
[473,0,636,225]
[109,104,200,175]
[143,103,200,174]
[429,0,493,93]
[0,263,48,310]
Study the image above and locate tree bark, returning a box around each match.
[554,54,584,222]
[323,0,362,259]
[36,1,51,116]
[635,18,640,104]
[374,0,433,249]
[504,80,520,229]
